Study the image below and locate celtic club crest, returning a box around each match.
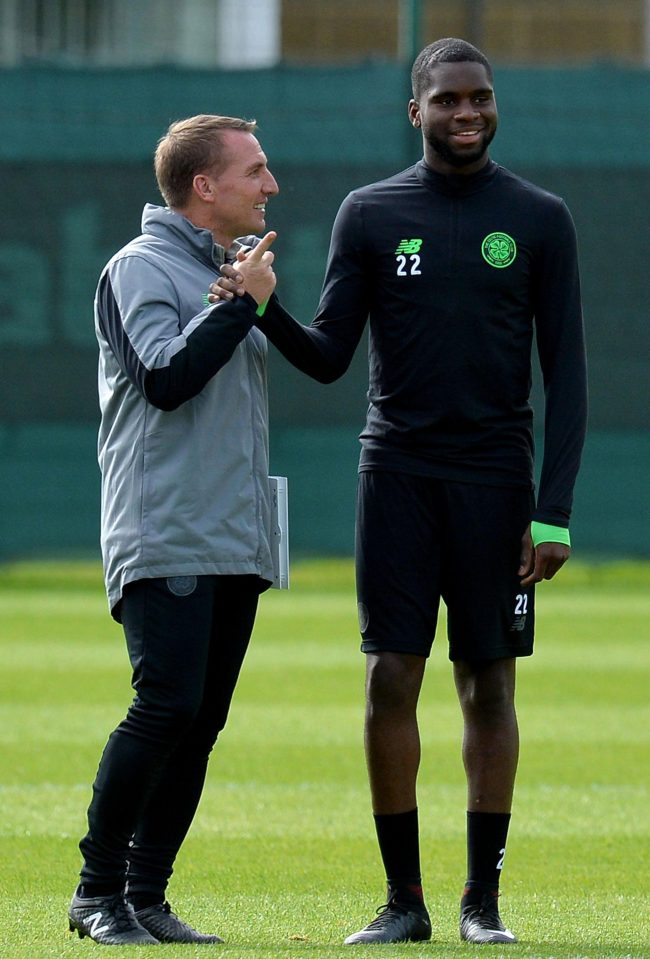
[481,232,517,268]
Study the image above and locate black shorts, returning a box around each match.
[355,471,535,661]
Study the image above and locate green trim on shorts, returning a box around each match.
[531,521,571,548]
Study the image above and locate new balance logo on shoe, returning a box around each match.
[68,891,159,945]
[86,911,110,938]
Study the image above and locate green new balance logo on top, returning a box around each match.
[395,238,423,254]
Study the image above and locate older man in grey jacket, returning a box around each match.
[69,115,278,945]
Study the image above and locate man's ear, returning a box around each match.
[408,99,421,128]
[192,173,214,202]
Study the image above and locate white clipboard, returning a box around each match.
[269,475,289,589]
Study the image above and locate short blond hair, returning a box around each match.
[154,114,257,208]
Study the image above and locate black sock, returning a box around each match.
[373,808,424,905]
[127,893,165,912]
[77,882,124,899]
[463,810,511,904]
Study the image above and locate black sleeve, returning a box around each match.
[97,265,260,412]
[533,200,588,526]
[255,193,371,383]
[255,295,360,384]
[144,294,258,411]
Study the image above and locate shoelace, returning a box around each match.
[110,897,144,933]
[464,896,504,931]
[477,908,503,930]
[365,899,411,929]
[147,902,194,933]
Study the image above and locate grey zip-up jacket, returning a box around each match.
[95,203,274,616]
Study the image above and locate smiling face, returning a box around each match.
[409,61,498,176]
[194,129,279,247]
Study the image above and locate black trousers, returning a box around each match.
[79,574,260,898]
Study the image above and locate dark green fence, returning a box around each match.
[1,64,649,559]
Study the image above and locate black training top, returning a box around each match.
[258,159,587,527]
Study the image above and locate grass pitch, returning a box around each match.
[0,558,648,958]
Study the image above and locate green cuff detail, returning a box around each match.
[255,299,269,317]
[531,521,571,548]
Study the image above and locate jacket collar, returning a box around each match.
[141,204,253,267]
[415,158,498,196]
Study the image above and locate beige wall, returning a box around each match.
[282,1,644,65]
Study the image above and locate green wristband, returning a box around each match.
[531,521,571,548]
[255,299,269,317]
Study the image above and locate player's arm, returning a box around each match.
[519,522,570,586]
[209,195,370,383]
[210,247,355,382]
[528,199,587,574]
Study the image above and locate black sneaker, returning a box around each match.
[460,891,518,944]
[68,891,159,945]
[134,901,224,944]
[344,897,431,945]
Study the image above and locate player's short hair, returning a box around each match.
[411,38,493,99]
[154,114,257,209]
